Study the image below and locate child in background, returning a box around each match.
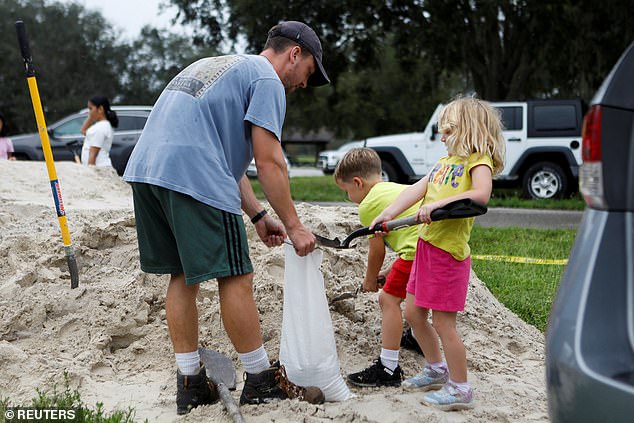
[0,112,16,161]
[334,147,422,387]
[370,96,505,409]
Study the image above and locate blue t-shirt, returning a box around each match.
[123,54,286,214]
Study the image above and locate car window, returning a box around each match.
[533,105,578,131]
[52,117,85,137]
[498,106,523,131]
[116,116,148,132]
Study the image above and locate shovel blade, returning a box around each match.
[313,233,347,249]
[198,348,237,390]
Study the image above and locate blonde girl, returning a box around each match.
[370,96,505,410]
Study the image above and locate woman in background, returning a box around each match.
[80,96,118,167]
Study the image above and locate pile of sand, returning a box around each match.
[0,161,548,422]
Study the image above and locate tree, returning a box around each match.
[119,26,220,105]
[0,0,129,134]
[171,0,634,100]
[166,0,459,138]
[401,0,634,101]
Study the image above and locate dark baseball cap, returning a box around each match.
[267,21,330,87]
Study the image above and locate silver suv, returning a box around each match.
[545,42,634,421]
[11,106,152,175]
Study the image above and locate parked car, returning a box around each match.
[246,153,291,178]
[545,42,634,422]
[364,99,586,199]
[11,106,152,175]
[316,140,364,174]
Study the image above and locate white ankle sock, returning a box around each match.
[238,345,270,375]
[175,351,200,376]
[427,361,448,373]
[380,348,400,371]
[450,379,472,394]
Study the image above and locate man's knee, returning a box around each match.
[218,273,254,297]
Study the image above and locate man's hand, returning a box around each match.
[287,224,316,257]
[255,215,286,247]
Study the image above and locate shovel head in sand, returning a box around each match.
[198,348,236,390]
[199,348,245,423]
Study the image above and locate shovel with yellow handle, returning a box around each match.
[15,20,79,289]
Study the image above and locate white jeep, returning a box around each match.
[364,99,586,199]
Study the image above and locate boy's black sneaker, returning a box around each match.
[176,364,219,415]
[347,357,403,387]
[401,328,424,356]
[239,361,325,405]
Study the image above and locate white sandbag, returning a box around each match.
[279,243,352,402]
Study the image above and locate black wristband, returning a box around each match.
[251,209,267,224]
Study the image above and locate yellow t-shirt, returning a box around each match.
[420,153,493,261]
[359,182,421,260]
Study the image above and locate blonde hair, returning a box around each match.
[438,95,505,175]
[334,147,382,182]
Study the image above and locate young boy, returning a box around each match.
[334,147,422,387]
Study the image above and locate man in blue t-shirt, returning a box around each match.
[123,21,329,414]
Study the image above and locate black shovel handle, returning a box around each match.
[375,198,488,231]
[339,198,487,247]
[16,21,35,77]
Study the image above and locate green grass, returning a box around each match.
[470,226,577,331]
[0,373,143,423]
[489,188,585,210]
[250,177,586,210]
[251,176,350,202]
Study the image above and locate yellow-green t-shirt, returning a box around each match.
[420,153,493,261]
[359,182,421,260]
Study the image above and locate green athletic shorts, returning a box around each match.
[130,183,253,285]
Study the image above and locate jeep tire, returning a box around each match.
[380,160,399,182]
[522,162,568,199]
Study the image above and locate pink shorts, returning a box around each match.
[406,239,470,312]
[382,257,413,299]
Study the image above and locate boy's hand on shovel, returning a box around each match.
[376,274,386,289]
[362,278,378,293]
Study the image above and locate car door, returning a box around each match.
[423,104,446,173]
[110,112,149,175]
[496,103,526,179]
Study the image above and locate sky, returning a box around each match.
[66,0,189,40]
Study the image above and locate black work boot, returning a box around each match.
[176,364,219,415]
[347,357,403,387]
[239,361,325,405]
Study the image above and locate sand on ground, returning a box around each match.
[0,161,548,422]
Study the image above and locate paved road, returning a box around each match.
[475,207,582,230]
[289,167,325,177]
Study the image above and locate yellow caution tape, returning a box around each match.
[472,254,568,265]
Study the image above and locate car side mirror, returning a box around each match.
[430,123,438,141]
